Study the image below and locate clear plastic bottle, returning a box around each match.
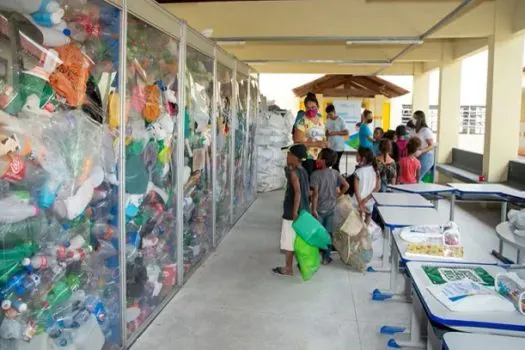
[0,154,48,189]
[0,216,46,248]
[0,195,39,223]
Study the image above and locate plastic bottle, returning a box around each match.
[1,299,28,313]
[0,216,47,248]
[22,255,61,271]
[66,246,93,262]
[0,242,39,267]
[0,195,39,223]
[22,16,71,48]
[0,180,9,198]
[51,327,74,347]
[31,8,64,27]
[0,154,48,189]
[0,0,60,14]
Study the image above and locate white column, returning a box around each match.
[436,42,462,164]
[483,0,524,181]
[412,64,430,116]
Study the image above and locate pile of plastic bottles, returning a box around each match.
[0,1,122,349]
[122,14,180,336]
[234,77,249,221]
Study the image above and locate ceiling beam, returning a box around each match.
[513,0,525,34]
[157,0,288,2]
[452,37,487,60]
[251,62,416,75]
[221,41,443,62]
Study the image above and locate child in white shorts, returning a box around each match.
[273,144,310,276]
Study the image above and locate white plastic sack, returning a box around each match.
[509,209,525,237]
[334,195,352,233]
[369,220,383,259]
[256,110,292,192]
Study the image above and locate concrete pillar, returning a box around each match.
[412,64,430,116]
[374,94,387,129]
[483,0,524,181]
[436,42,462,164]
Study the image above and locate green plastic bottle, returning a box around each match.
[0,242,39,274]
[44,271,86,309]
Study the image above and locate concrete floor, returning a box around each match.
[132,190,510,350]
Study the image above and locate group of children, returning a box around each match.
[273,144,349,275]
[273,120,426,277]
[367,123,423,188]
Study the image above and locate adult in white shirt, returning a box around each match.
[413,111,434,181]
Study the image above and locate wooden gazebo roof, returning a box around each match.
[292,74,409,99]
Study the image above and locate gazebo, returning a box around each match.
[293,74,409,130]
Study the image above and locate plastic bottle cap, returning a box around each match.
[17,303,28,313]
[1,300,11,310]
[63,28,71,37]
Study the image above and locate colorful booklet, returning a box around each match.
[422,265,495,286]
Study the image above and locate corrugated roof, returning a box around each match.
[292,74,409,99]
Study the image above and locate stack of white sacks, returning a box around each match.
[256,110,293,192]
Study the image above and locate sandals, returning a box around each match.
[272,267,293,276]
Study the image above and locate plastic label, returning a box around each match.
[2,154,26,181]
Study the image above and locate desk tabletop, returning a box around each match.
[372,192,434,208]
[443,332,525,350]
[377,206,447,228]
[496,222,525,249]
[406,261,525,336]
[448,183,525,201]
[389,183,455,194]
[393,227,499,265]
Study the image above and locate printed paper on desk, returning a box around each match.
[427,280,515,313]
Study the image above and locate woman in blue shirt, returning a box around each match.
[359,109,374,150]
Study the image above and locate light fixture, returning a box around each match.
[339,61,392,66]
[217,41,246,46]
[244,59,392,66]
[345,39,423,45]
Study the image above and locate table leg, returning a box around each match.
[517,250,521,264]
[386,284,426,349]
[434,197,440,211]
[498,201,508,254]
[367,226,391,273]
[449,193,455,221]
[501,201,508,222]
[372,233,409,302]
[389,243,399,292]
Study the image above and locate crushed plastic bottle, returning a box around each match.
[0,195,39,223]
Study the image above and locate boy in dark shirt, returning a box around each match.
[311,149,350,264]
[273,144,310,276]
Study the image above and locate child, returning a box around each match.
[376,139,397,192]
[395,125,408,159]
[310,148,350,265]
[372,127,384,156]
[398,137,422,184]
[353,147,380,223]
[273,144,310,276]
[383,129,400,163]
